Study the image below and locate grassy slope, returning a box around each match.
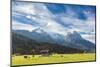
[12,53,96,66]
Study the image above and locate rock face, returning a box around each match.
[64,31,95,52]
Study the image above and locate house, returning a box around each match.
[40,49,51,56]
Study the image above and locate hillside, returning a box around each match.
[12,32,85,55]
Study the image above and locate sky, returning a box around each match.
[12,1,96,43]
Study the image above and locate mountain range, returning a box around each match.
[12,29,95,54]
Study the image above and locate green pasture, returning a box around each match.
[12,53,96,66]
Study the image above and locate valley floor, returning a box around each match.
[12,53,96,66]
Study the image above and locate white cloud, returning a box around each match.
[82,34,95,43]
[12,2,36,15]
[58,12,95,35]
[12,20,36,32]
[42,18,68,35]
[12,2,67,35]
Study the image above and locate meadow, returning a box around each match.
[12,53,96,66]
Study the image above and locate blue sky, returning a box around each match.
[12,1,96,43]
[45,3,96,20]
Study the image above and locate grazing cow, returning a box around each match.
[24,56,28,59]
[24,56,31,59]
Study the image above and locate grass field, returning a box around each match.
[12,53,96,66]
